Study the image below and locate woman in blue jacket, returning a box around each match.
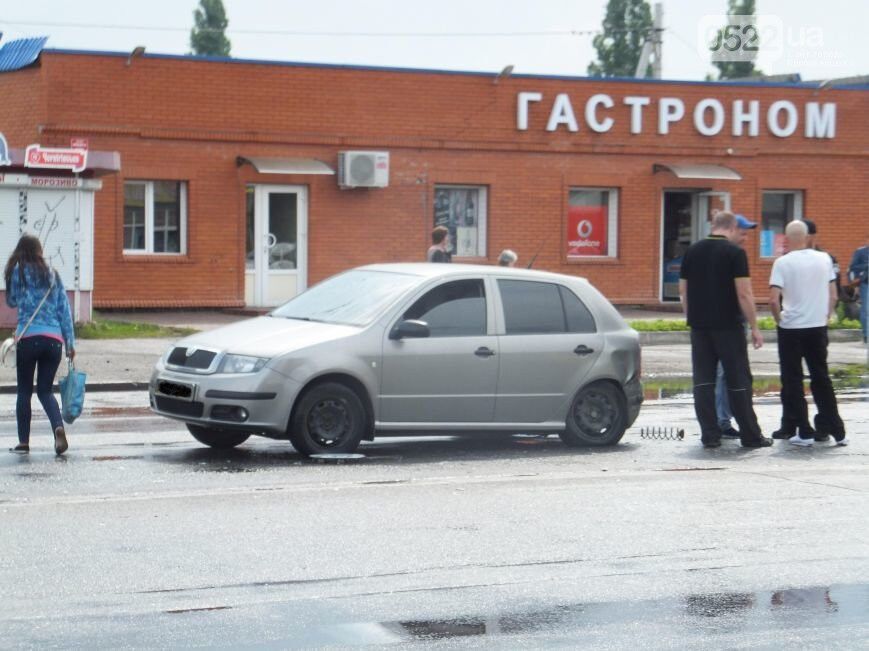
[4,235,75,454]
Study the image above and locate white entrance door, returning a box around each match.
[245,185,307,307]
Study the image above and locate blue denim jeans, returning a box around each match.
[860,283,868,341]
[715,362,733,430]
[16,335,63,444]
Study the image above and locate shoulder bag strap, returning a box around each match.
[16,271,56,342]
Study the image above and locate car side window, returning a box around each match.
[402,279,487,337]
[498,280,566,334]
[560,286,597,333]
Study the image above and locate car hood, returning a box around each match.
[174,316,363,358]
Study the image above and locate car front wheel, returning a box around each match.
[187,424,251,449]
[560,382,627,447]
[289,382,367,456]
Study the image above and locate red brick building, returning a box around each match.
[2,48,866,309]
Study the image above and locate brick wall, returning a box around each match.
[2,51,865,307]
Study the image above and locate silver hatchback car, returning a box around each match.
[150,264,642,455]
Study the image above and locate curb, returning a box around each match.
[639,329,864,346]
[0,381,150,395]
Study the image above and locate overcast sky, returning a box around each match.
[1,0,865,81]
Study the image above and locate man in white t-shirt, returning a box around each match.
[768,220,847,446]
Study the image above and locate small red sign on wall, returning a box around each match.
[567,205,608,256]
[70,137,89,150]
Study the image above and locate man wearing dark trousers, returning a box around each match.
[769,220,848,447]
[679,211,772,449]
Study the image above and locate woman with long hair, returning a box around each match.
[4,234,75,454]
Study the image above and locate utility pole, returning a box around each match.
[635,2,663,79]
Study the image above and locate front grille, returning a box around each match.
[155,396,204,418]
[167,347,217,370]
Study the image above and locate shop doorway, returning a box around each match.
[660,190,730,301]
[245,185,307,307]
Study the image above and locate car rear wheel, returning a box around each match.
[560,382,627,447]
[289,382,366,456]
[187,424,251,449]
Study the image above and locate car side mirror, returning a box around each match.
[389,319,430,340]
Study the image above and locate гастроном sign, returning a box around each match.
[516,92,837,139]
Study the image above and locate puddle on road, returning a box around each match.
[318,583,867,646]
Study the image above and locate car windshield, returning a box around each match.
[270,270,420,326]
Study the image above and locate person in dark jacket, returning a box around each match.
[426,226,452,263]
[5,235,75,455]
[848,231,869,343]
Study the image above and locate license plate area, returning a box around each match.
[156,379,196,402]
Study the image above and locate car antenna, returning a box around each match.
[526,237,548,269]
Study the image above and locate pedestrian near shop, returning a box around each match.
[4,235,76,455]
[426,226,452,263]
[769,221,847,446]
[714,214,757,439]
[848,231,869,343]
[679,211,772,449]
[497,249,518,267]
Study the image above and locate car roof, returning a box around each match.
[359,262,590,284]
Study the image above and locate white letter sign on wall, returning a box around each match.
[516,91,543,130]
[767,100,799,137]
[623,96,651,134]
[515,92,837,139]
[805,102,836,138]
[732,100,760,137]
[657,98,685,134]
[585,94,615,133]
[546,93,579,132]
[693,98,725,136]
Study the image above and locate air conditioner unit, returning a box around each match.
[338,151,389,189]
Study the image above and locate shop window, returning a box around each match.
[567,188,618,258]
[498,280,596,334]
[433,185,487,258]
[760,191,803,258]
[123,181,187,254]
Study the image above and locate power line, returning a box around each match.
[1,19,604,38]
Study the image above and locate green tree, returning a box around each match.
[587,0,653,77]
[710,0,763,79]
[190,0,231,57]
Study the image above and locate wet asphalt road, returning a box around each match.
[1,389,867,649]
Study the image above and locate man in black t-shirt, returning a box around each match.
[679,211,772,449]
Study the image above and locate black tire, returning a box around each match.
[289,382,367,456]
[187,424,251,449]
[559,382,628,447]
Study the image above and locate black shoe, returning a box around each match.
[702,439,722,448]
[54,426,68,455]
[742,436,774,448]
[814,434,831,442]
[9,444,29,454]
[772,429,794,440]
[720,427,741,439]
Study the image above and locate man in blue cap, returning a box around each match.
[715,213,758,438]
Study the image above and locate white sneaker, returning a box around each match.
[788,435,813,447]
[835,437,849,446]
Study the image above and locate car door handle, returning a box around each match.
[573,345,595,356]
[474,347,496,358]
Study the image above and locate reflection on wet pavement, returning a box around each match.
[365,584,866,645]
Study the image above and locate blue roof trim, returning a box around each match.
[0,36,48,72]
[41,47,869,91]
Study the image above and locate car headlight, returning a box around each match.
[218,354,269,374]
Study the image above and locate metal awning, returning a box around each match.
[653,163,741,181]
[236,156,334,175]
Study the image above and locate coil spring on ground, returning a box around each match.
[640,427,686,441]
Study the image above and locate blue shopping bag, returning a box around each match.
[59,360,87,424]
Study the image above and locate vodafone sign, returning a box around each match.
[25,144,88,173]
[567,205,607,257]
